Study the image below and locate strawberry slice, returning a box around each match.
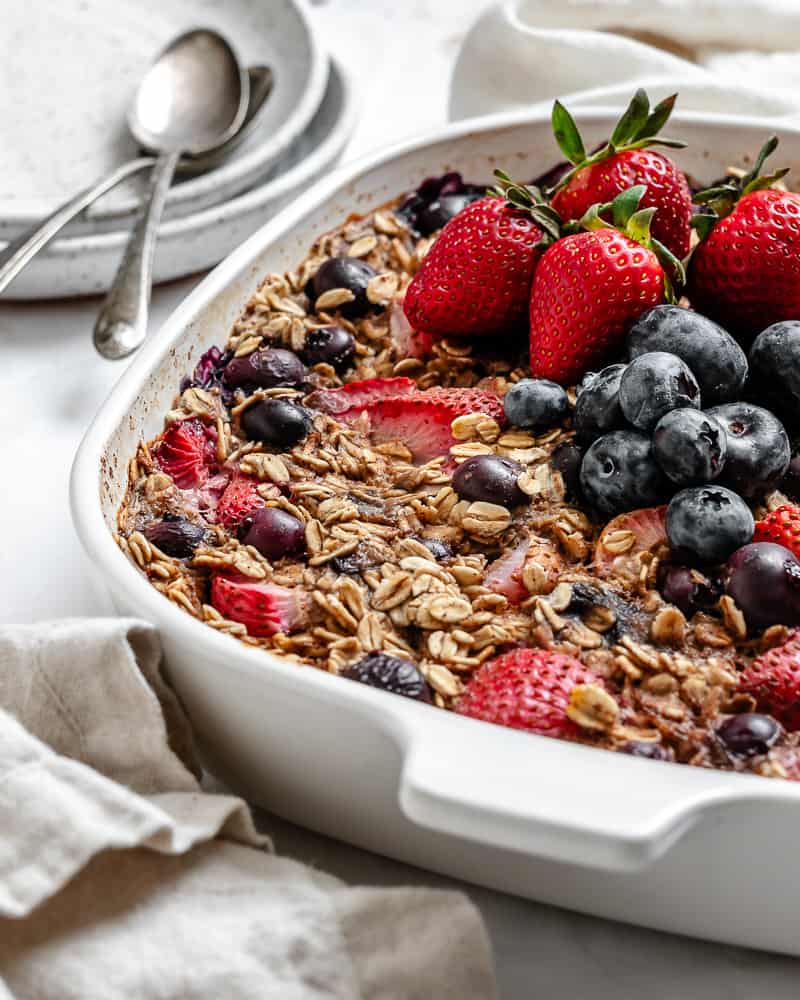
[389,298,438,359]
[211,575,309,636]
[217,476,265,531]
[155,419,215,489]
[485,536,531,604]
[366,387,505,464]
[594,506,667,581]
[307,377,418,416]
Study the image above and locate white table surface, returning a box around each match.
[2,1,799,995]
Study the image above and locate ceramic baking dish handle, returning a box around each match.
[398,721,735,872]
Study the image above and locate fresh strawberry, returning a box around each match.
[754,505,800,561]
[594,506,667,581]
[155,419,216,489]
[365,386,505,463]
[307,376,418,416]
[216,475,264,531]
[549,90,691,259]
[456,648,604,739]
[389,297,438,359]
[529,187,670,384]
[404,174,560,338]
[740,629,800,730]
[211,574,309,637]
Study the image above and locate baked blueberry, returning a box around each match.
[238,507,305,560]
[503,378,569,430]
[307,257,378,318]
[343,652,431,702]
[666,486,753,564]
[550,439,584,500]
[659,565,719,618]
[417,193,482,235]
[143,516,206,558]
[653,409,727,486]
[580,430,668,517]
[301,326,355,372]
[706,402,790,499]
[627,305,747,405]
[619,741,673,761]
[452,455,528,507]
[223,348,306,390]
[619,352,701,432]
[241,398,312,448]
[717,713,781,757]
[725,542,800,630]
[573,364,626,443]
[749,320,800,425]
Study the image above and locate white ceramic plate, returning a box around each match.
[0,59,357,300]
[0,0,327,237]
[73,108,800,955]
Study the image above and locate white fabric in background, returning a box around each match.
[450,0,800,122]
[0,620,496,999]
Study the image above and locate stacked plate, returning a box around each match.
[0,0,357,299]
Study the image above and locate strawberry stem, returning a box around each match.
[490,169,563,245]
[693,135,791,222]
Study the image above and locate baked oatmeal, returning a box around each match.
[116,91,800,780]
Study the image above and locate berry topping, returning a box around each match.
[301,326,356,372]
[388,299,438,360]
[618,351,701,432]
[155,419,215,489]
[749,320,800,423]
[626,305,747,406]
[217,476,265,531]
[573,364,626,443]
[659,565,719,618]
[594,506,667,580]
[223,348,306,390]
[580,431,667,517]
[666,486,753,564]
[210,575,308,636]
[503,378,569,430]
[550,439,584,500]
[653,409,727,487]
[754,505,800,561]
[619,741,673,761]
[238,507,306,561]
[706,402,790,499]
[241,399,312,449]
[452,455,528,507]
[740,629,800,730]
[307,257,378,318]
[143,516,206,558]
[717,713,781,757]
[456,648,604,739]
[484,535,532,604]
[307,376,418,416]
[725,542,800,631]
[417,192,482,235]
[342,651,431,702]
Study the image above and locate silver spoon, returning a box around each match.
[93,29,249,360]
[0,63,272,298]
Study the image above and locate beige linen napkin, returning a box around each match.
[0,619,496,999]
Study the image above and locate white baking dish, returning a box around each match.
[72,109,800,955]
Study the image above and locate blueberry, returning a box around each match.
[301,326,355,372]
[619,741,673,761]
[503,379,569,430]
[666,486,753,564]
[659,565,719,618]
[725,542,800,630]
[417,537,452,561]
[573,364,626,443]
[749,321,800,425]
[580,431,668,517]
[550,439,583,500]
[717,713,781,757]
[307,257,378,318]
[653,409,727,486]
[706,403,790,499]
[619,352,701,432]
[417,193,482,235]
[627,305,748,405]
[241,399,312,448]
[143,517,206,558]
[223,348,306,390]
[238,507,305,560]
[342,651,431,702]
[452,455,528,507]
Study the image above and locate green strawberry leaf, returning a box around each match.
[690,214,717,241]
[528,205,563,242]
[741,135,779,190]
[611,185,647,229]
[627,136,687,151]
[743,167,791,195]
[651,237,686,286]
[641,93,678,139]
[626,206,657,246]
[611,89,650,147]
[552,100,586,165]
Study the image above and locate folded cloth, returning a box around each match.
[450,0,800,122]
[0,620,496,999]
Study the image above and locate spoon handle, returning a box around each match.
[93,151,181,361]
[0,157,155,296]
